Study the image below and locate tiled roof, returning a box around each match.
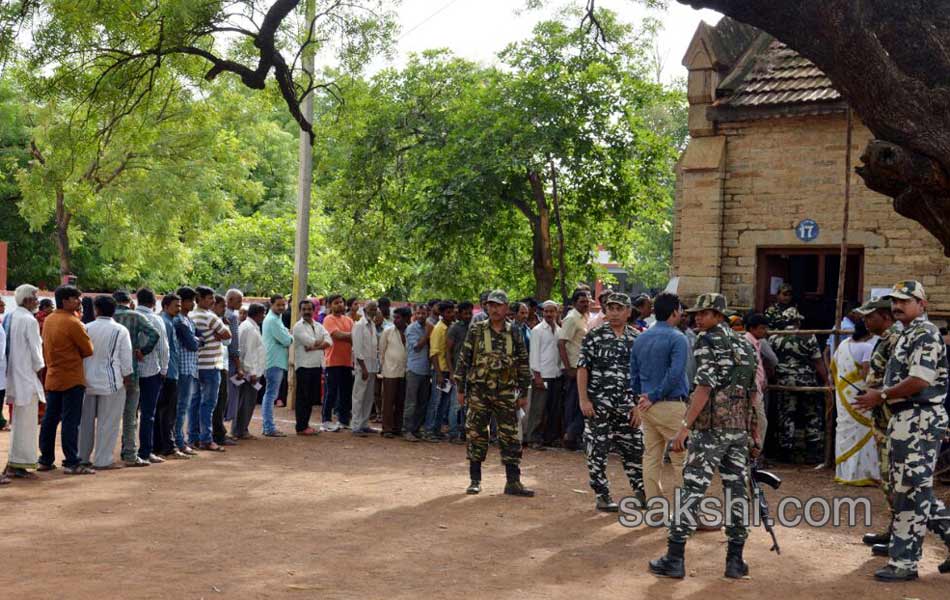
[717,39,841,107]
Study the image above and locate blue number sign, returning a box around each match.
[795,219,820,242]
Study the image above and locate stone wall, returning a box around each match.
[674,113,950,314]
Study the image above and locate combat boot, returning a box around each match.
[863,530,891,546]
[595,494,619,512]
[871,544,888,557]
[724,541,749,579]
[874,565,918,582]
[503,463,535,497]
[649,541,685,579]
[466,461,482,495]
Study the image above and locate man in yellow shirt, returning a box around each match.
[423,301,456,441]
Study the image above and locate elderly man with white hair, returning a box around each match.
[3,284,46,480]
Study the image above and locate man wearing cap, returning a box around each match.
[769,306,830,464]
[765,283,795,330]
[649,292,759,580]
[854,296,902,557]
[455,290,533,497]
[577,292,643,512]
[855,281,950,581]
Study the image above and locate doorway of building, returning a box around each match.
[755,246,864,332]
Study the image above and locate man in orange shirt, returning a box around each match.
[38,285,95,475]
[322,294,354,430]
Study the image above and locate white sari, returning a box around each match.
[830,337,879,486]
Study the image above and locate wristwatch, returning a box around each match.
[681,419,690,429]
[880,390,889,402]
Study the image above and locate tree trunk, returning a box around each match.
[54,187,72,281]
[675,0,950,254]
[549,159,569,305]
[526,171,556,299]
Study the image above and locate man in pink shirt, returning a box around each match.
[322,294,354,430]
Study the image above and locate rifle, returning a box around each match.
[750,461,782,554]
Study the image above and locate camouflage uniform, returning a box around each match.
[881,307,950,571]
[866,320,901,509]
[455,314,531,466]
[769,308,823,455]
[577,315,642,498]
[669,294,759,545]
[764,283,795,330]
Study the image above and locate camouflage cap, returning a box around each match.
[485,289,509,305]
[854,296,893,316]
[685,292,728,314]
[884,280,927,302]
[605,292,631,308]
[781,306,805,323]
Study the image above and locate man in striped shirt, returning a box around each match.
[114,290,161,467]
[189,286,231,452]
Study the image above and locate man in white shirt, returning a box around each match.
[292,299,331,435]
[3,284,46,480]
[134,288,170,464]
[526,301,563,449]
[232,303,267,440]
[79,296,133,469]
[379,306,411,438]
[351,301,380,437]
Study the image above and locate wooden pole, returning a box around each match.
[288,0,316,411]
[824,108,854,468]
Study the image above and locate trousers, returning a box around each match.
[78,389,126,467]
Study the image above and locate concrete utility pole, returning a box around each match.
[288,0,316,410]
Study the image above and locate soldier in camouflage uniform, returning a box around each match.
[764,283,795,330]
[854,281,950,581]
[769,306,830,464]
[576,293,643,512]
[649,293,760,580]
[455,290,534,497]
[854,296,902,557]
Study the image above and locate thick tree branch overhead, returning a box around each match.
[675,0,950,254]
[19,1,395,144]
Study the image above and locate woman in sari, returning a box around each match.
[830,319,879,486]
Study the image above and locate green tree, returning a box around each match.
[321,9,684,299]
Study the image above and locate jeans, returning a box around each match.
[39,385,85,469]
[262,366,285,434]
[323,366,354,426]
[563,377,584,443]
[120,378,141,462]
[402,371,430,435]
[191,369,221,444]
[137,373,163,460]
[212,368,228,444]
[175,375,196,449]
[154,378,178,455]
[425,371,452,436]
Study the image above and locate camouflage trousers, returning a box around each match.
[886,404,950,570]
[583,404,643,497]
[775,389,823,450]
[873,405,894,515]
[669,429,750,545]
[465,384,522,466]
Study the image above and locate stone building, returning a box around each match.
[673,19,950,326]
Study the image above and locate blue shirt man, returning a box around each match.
[629,293,690,503]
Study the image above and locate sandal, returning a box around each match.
[264,430,287,438]
[296,428,318,436]
[37,463,57,472]
[199,443,226,452]
[63,465,96,475]
[95,463,124,471]
[12,469,39,480]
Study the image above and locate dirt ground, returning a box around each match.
[1,407,948,600]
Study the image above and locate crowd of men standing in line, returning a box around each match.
[0,279,948,583]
